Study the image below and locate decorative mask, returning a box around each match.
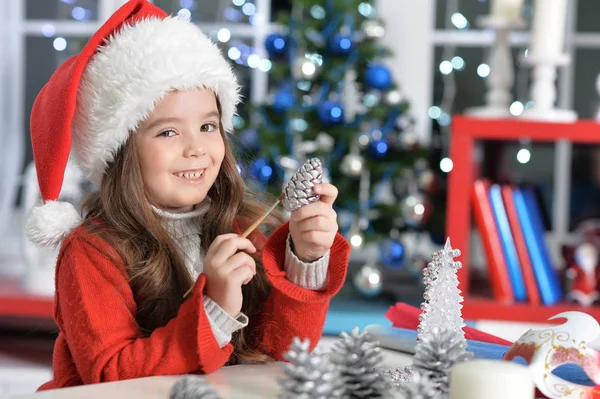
[503,311,600,399]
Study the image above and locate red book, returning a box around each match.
[501,185,541,305]
[385,303,513,346]
[472,179,513,302]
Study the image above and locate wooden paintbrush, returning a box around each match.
[240,194,283,238]
[182,195,282,299]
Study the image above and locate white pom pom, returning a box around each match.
[25,201,83,247]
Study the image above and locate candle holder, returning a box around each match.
[466,15,526,119]
[520,53,578,123]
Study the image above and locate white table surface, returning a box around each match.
[11,349,412,399]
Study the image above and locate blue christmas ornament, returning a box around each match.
[317,101,344,125]
[328,33,353,55]
[364,64,392,90]
[249,158,273,182]
[272,85,295,113]
[379,238,405,268]
[368,139,388,158]
[264,33,288,57]
[239,128,260,152]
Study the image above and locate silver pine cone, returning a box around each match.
[412,328,473,396]
[331,327,388,398]
[282,158,323,212]
[278,337,345,399]
[170,375,220,399]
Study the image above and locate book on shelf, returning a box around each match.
[471,179,514,302]
[500,185,541,305]
[489,183,527,302]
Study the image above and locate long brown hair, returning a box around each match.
[82,101,284,365]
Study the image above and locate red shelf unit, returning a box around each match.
[447,116,600,323]
[0,278,53,319]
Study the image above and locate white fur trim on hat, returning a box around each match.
[72,16,241,184]
[26,201,83,247]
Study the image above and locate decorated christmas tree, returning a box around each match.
[234,0,438,270]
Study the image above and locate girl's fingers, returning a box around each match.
[293,215,338,233]
[314,183,338,205]
[231,265,255,285]
[210,237,257,265]
[223,252,257,276]
[301,230,333,244]
[290,201,333,222]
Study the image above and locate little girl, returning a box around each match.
[26,0,349,390]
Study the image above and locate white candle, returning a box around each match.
[530,0,569,58]
[449,360,535,399]
[491,0,524,23]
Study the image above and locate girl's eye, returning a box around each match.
[201,123,217,133]
[158,129,176,138]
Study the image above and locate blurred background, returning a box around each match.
[2,0,600,396]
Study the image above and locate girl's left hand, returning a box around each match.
[289,183,339,262]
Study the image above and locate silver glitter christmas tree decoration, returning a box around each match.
[417,238,465,343]
[278,337,345,399]
[412,328,473,396]
[391,370,439,399]
[331,327,388,398]
[282,157,323,212]
[379,366,415,390]
[170,375,220,399]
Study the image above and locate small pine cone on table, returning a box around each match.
[330,327,389,398]
[278,337,345,399]
[170,375,221,399]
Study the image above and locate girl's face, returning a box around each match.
[136,88,225,213]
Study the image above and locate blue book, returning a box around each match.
[489,184,527,301]
[513,187,562,305]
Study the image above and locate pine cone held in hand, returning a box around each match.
[282,158,323,212]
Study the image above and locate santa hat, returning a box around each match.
[26,0,240,247]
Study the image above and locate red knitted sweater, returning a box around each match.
[38,220,350,390]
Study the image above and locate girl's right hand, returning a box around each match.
[203,233,257,317]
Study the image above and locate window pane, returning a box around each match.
[24,36,89,167]
[570,144,600,230]
[432,46,531,116]
[572,49,600,119]
[214,37,253,114]
[576,0,600,32]
[435,0,533,30]
[270,0,291,22]
[154,0,257,23]
[26,0,99,21]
